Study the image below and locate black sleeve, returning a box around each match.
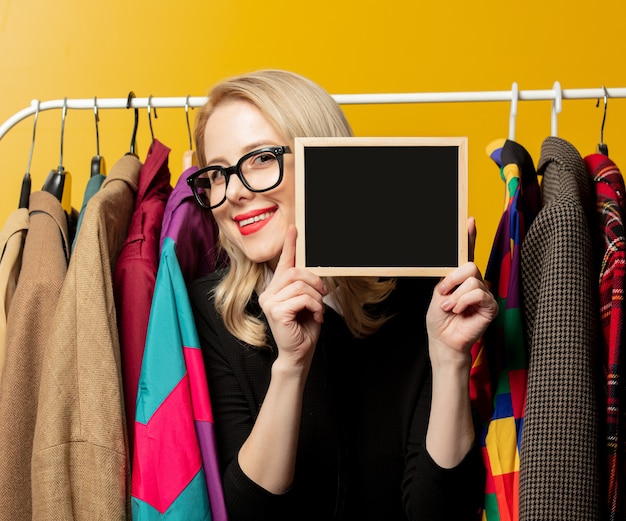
[188,276,293,521]
[391,277,484,521]
[400,321,485,519]
[403,402,485,521]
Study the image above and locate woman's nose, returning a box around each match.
[225,173,252,202]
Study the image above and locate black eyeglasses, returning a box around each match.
[187,146,291,209]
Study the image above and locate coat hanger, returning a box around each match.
[18,100,40,209]
[42,97,72,213]
[509,82,518,141]
[126,91,139,157]
[182,94,197,170]
[550,81,562,137]
[596,86,609,156]
[147,95,157,146]
[91,96,105,176]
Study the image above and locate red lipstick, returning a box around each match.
[234,206,277,236]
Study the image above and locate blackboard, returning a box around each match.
[295,137,467,276]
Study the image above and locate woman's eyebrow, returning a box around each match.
[205,141,281,165]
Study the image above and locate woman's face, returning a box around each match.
[203,100,295,270]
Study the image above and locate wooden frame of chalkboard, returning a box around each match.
[294,137,468,276]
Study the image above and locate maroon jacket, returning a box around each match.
[113,139,172,455]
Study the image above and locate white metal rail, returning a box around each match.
[1,85,626,141]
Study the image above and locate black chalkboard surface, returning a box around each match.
[295,137,468,276]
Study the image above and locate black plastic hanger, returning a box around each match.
[91,96,105,176]
[126,91,139,157]
[42,97,68,204]
[596,86,609,156]
[19,174,31,209]
[18,100,40,209]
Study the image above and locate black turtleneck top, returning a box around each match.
[189,273,484,521]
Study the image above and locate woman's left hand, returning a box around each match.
[426,262,497,368]
[424,219,498,468]
[426,218,498,370]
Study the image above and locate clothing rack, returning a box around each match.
[2,84,626,141]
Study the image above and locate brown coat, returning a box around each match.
[31,155,141,521]
[0,192,70,521]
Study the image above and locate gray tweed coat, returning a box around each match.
[519,136,603,521]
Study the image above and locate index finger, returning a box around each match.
[438,262,482,295]
[274,224,297,275]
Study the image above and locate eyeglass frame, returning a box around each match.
[186,145,292,209]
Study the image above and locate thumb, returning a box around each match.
[274,224,297,275]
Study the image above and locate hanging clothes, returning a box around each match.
[584,153,626,520]
[0,192,70,521]
[30,154,141,521]
[519,136,602,521]
[135,167,226,520]
[159,165,223,282]
[71,172,106,253]
[132,237,215,521]
[113,138,172,456]
[0,206,29,378]
[470,138,541,521]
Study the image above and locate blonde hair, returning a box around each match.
[195,69,395,347]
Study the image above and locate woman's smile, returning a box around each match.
[234,206,277,236]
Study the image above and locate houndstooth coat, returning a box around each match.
[519,136,603,521]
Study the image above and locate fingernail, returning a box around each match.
[441,299,453,312]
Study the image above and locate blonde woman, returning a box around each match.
[188,69,497,521]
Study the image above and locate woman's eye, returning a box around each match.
[252,153,277,167]
[210,169,225,183]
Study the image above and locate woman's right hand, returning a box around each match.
[258,225,327,373]
[241,226,327,493]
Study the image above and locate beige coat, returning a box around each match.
[31,155,142,521]
[0,207,29,379]
[0,192,70,521]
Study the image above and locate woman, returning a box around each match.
[188,69,498,521]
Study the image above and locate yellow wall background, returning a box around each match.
[1,0,626,271]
